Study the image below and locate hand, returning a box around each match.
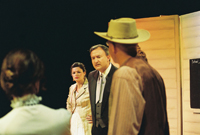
[86,115,93,124]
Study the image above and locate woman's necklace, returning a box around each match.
[11,94,42,108]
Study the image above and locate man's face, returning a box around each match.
[90,47,110,73]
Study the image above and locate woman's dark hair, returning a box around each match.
[136,45,148,62]
[70,62,86,74]
[0,49,45,98]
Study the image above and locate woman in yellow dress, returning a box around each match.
[66,62,92,135]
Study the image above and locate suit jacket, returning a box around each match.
[88,64,117,127]
[66,79,92,135]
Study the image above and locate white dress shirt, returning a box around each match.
[96,63,112,103]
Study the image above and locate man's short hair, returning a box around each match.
[89,44,109,56]
[115,43,137,57]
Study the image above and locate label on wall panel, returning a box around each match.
[190,58,200,109]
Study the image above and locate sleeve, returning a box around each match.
[66,87,72,113]
[108,68,145,135]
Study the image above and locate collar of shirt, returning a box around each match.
[96,63,111,103]
[99,63,112,79]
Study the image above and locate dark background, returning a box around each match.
[0,0,200,117]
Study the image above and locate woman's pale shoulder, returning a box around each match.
[69,83,76,90]
[40,104,72,118]
[56,108,72,117]
[52,108,72,126]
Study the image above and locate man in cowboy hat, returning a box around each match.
[94,18,169,135]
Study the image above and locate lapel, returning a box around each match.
[70,85,76,113]
[101,64,117,112]
[76,80,87,99]
[90,70,99,116]
[70,79,88,113]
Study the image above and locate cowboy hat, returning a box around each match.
[94,18,150,44]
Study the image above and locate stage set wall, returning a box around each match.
[135,11,200,135]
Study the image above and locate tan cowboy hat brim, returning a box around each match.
[94,29,150,44]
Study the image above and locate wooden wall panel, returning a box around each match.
[166,89,177,99]
[140,38,175,50]
[157,69,176,78]
[136,15,181,135]
[145,49,176,59]
[180,11,200,135]
[148,59,176,68]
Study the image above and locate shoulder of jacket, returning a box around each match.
[69,83,76,92]
[88,70,98,78]
[83,80,88,89]
[89,70,97,74]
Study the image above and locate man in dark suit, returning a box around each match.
[86,44,117,135]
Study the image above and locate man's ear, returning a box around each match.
[111,42,117,54]
[107,55,111,61]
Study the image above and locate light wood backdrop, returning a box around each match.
[180,11,200,135]
[136,15,181,135]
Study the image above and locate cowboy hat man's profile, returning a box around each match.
[94,18,170,135]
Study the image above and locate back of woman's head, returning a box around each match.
[0,49,45,98]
